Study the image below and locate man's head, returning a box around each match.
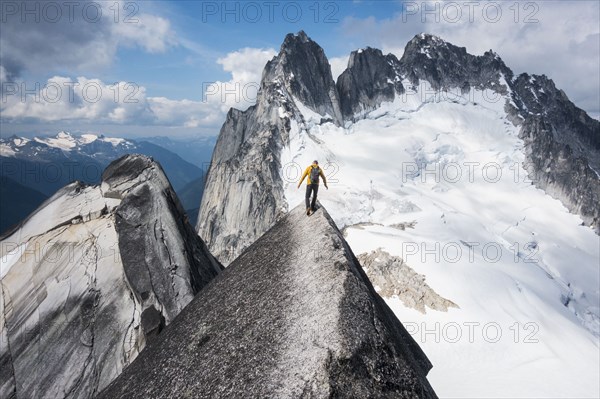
[313,160,318,165]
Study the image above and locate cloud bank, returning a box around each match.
[1,48,277,130]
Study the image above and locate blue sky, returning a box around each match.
[107,1,392,99]
[1,1,598,138]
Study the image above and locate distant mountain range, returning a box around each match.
[137,135,217,168]
[0,132,209,234]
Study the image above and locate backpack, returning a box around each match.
[310,166,320,184]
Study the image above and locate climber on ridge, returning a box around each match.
[297,160,328,216]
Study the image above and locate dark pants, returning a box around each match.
[305,184,319,210]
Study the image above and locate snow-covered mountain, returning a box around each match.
[100,203,437,398]
[0,155,221,398]
[197,32,600,397]
[0,132,205,234]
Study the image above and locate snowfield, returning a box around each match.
[281,82,600,398]
[29,131,132,151]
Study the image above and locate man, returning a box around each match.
[297,160,328,215]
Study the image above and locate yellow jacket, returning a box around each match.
[299,165,327,185]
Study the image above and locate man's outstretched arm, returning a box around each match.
[297,168,309,188]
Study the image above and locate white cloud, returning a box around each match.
[0,75,213,127]
[1,47,277,130]
[217,48,276,84]
[206,47,277,111]
[329,56,350,80]
[147,97,222,127]
[112,12,177,53]
[340,1,600,115]
[0,1,177,78]
[1,76,151,123]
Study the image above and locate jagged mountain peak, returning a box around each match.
[406,33,499,60]
[262,30,343,125]
[282,29,310,46]
[405,32,500,59]
[199,30,599,268]
[337,47,404,119]
[347,46,399,68]
[400,32,512,92]
[266,30,329,80]
[198,31,345,266]
[410,32,448,45]
[403,33,462,59]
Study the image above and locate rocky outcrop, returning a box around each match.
[336,47,404,120]
[195,98,289,267]
[263,31,343,125]
[100,204,437,399]
[197,31,342,266]
[0,155,221,399]
[399,33,513,93]
[508,74,600,232]
[105,156,222,321]
[358,249,458,314]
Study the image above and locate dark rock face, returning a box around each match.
[196,104,289,266]
[0,155,221,399]
[105,155,222,324]
[198,30,599,271]
[263,31,343,125]
[510,74,599,164]
[140,306,165,341]
[100,204,437,399]
[399,33,513,93]
[507,75,600,231]
[337,47,404,120]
